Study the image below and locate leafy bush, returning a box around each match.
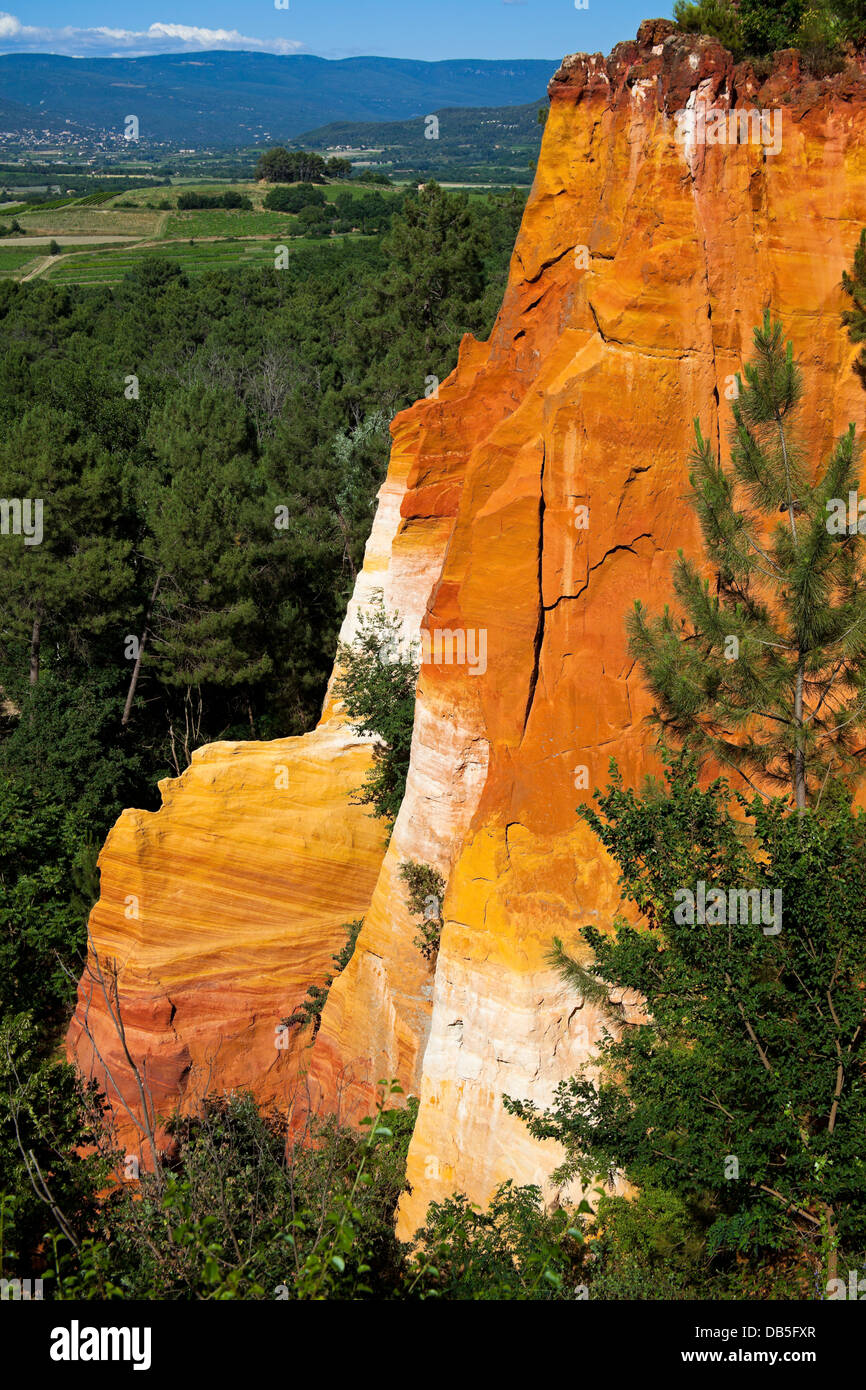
[255,148,327,184]
[836,0,866,43]
[49,1084,416,1300]
[334,599,419,826]
[580,1187,727,1300]
[0,1012,109,1280]
[673,0,745,56]
[739,0,807,53]
[408,1181,590,1299]
[674,0,862,63]
[0,778,98,1029]
[399,861,445,960]
[176,191,252,210]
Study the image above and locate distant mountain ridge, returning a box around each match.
[297,100,543,150]
[295,100,545,182]
[0,51,558,146]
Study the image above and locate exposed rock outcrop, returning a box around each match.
[69,25,866,1232]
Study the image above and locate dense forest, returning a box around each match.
[0,183,532,1296]
[0,181,523,818]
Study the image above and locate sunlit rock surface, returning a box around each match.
[69,24,866,1230]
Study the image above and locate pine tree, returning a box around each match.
[361,182,489,406]
[842,227,866,384]
[628,312,866,810]
[122,386,275,738]
[0,404,134,694]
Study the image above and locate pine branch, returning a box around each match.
[547,937,623,1021]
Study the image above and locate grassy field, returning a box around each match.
[46,240,278,284]
[17,207,163,238]
[44,233,370,285]
[0,246,42,277]
[0,177,454,284]
[161,209,297,239]
[125,182,262,209]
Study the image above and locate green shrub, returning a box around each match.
[399,860,445,960]
[283,918,363,1038]
[674,0,859,63]
[333,598,418,826]
[673,0,745,56]
[0,1012,109,1280]
[507,756,866,1292]
[49,1084,417,1300]
[408,1180,590,1300]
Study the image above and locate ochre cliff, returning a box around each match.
[69,22,866,1231]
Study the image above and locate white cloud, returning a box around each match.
[0,12,305,56]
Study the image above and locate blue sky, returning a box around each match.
[0,1,659,60]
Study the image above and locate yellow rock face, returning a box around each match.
[70,27,866,1228]
[67,726,386,1150]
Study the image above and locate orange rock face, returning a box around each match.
[69,26,866,1226]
